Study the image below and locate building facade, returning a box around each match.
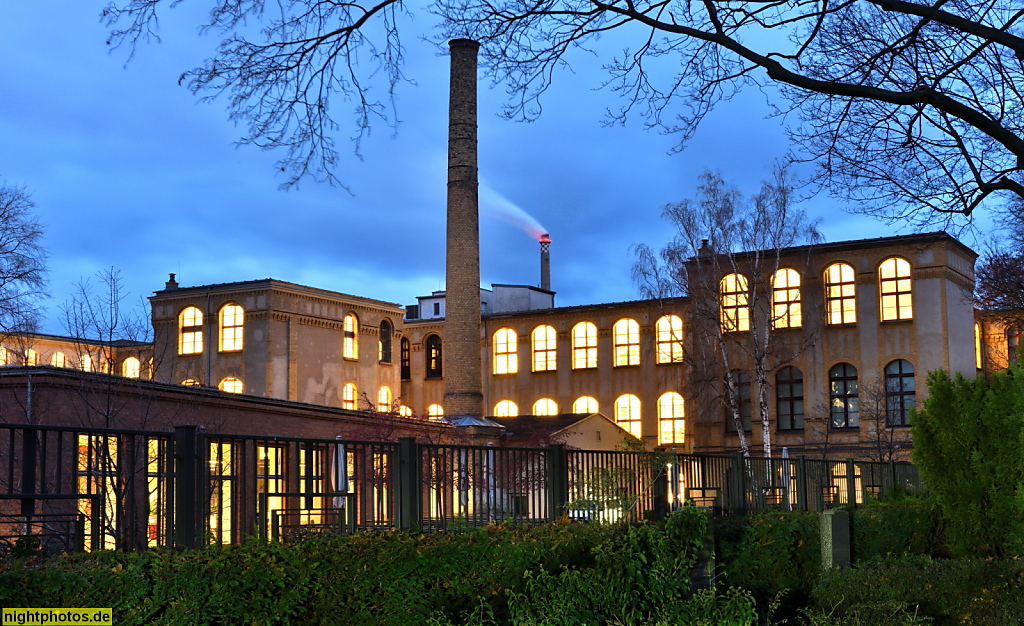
[0,232,991,460]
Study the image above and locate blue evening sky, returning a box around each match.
[0,2,985,336]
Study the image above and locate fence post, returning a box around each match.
[731,452,746,514]
[173,425,204,549]
[846,459,857,508]
[547,444,568,521]
[21,429,37,517]
[397,437,421,531]
[651,454,669,521]
[796,456,808,511]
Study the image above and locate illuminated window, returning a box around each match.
[879,257,913,321]
[399,405,413,418]
[494,400,519,417]
[219,304,244,352]
[342,382,357,410]
[24,348,37,366]
[573,396,599,414]
[425,335,443,378]
[772,269,802,328]
[218,377,243,394]
[613,318,640,367]
[51,351,67,368]
[655,315,683,364]
[532,398,558,416]
[427,404,444,420]
[0,346,6,366]
[377,386,393,412]
[829,363,859,428]
[400,337,411,380]
[726,371,752,432]
[614,394,642,438]
[776,366,804,430]
[122,357,141,379]
[825,263,857,324]
[885,359,915,426]
[493,328,518,375]
[379,320,393,363]
[179,307,204,355]
[658,392,685,445]
[181,378,200,386]
[81,354,94,372]
[975,322,982,369]
[343,314,359,359]
[720,274,750,332]
[531,325,557,372]
[571,321,598,369]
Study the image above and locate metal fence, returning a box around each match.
[0,423,923,553]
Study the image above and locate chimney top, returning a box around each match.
[165,273,179,290]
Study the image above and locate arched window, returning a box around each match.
[532,398,558,416]
[772,269,802,328]
[493,328,518,375]
[24,349,37,366]
[975,322,983,370]
[80,354,94,372]
[776,366,804,430]
[655,315,683,364]
[425,335,443,378]
[342,382,358,410]
[613,318,640,367]
[726,371,752,432]
[400,337,411,380]
[494,400,519,417]
[343,313,359,359]
[179,306,204,355]
[825,263,857,324]
[885,359,915,426]
[879,257,913,321]
[399,405,413,418]
[531,325,557,372]
[720,273,750,332]
[572,321,598,369]
[219,304,244,352]
[573,396,599,414]
[427,404,444,420]
[51,352,66,368]
[377,386,393,412]
[829,363,859,428]
[122,356,141,379]
[181,378,199,386]
[379,320,393,363]
[614,394,642,438]
[658,392,685,445]
[218,377,243,394]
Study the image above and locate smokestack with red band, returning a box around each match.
[443,39,484,419]
[540,234,551,292]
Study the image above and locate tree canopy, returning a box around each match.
[105,0,1024,221]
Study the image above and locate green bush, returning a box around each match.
[715,510,820,613]
[913,368,1024,557]
[852,499,945,562]
[806,555,1024,625]
[0,511,753,625]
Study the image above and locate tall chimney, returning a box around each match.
[443,39,484,419]
[539,234,551,292]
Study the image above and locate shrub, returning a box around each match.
[851,499,945,562]
[807,555,1024,625]
[715,510,820,613]
[912,368,1024,557]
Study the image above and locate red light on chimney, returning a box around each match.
[540,233,551,243]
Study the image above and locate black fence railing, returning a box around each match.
[0,423,923,553]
